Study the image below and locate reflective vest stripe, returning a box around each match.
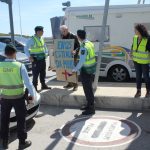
[86,56,95,61]
[1,94,24,99]
[132,55,150,60]
[30,52,46,54]
[83,62,96,67]
[0,84,24,89]
[132,49,149,54]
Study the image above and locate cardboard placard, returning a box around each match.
[54,39,77,83]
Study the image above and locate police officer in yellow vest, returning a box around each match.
[131,24,150,98]
[0,45,36,149]
[72,30,96,115]
[24,26,51,91]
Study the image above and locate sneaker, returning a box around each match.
[145,91,150,98]
[82,109,95,115]
[18,140,32,150]
[2,139,8,149]
[134,90,141,98]
[41,84,51,90]
[63,83,73,89]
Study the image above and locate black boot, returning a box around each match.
[82,105,95,115]
[134,89,141,98]
[63,83,74,89]
[41,84,51,90]
[73,83,78,91]
[18,140,32,150]
[145,90,150,98]
[2,139,9,149]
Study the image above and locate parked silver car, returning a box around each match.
[0,93,41,130]
[0,36,29,53]
[0,42,32,72]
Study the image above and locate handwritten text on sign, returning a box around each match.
[54,39,77,83]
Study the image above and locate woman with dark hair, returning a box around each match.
[131,24,150,98]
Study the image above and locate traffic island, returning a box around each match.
[40,82,150,111]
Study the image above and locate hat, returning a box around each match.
[34,26,44,32]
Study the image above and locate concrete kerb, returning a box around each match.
[40,82,150,111]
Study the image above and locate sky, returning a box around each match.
[0,0,149,37]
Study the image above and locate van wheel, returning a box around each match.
[108,65,129,82]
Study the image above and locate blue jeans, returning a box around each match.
[134,61,150,91]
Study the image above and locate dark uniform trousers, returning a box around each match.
[134,61,150,90]
[32,59,46,87]
[80,69,94,106]
[1,97,27,141]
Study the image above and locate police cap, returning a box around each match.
[5,44,17,56]
[34,26,44,32]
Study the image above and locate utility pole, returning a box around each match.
[93,0,110,90]
[0,0,15,45]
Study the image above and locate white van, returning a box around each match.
[64,4,150,81]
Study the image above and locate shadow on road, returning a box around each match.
[45,114,92,150]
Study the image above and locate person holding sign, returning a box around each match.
[60,25,80,91]
[72,30,96,115]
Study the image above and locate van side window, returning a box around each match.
[84,26,110,42]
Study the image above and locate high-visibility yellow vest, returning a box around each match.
[29,36,46,60]
[81,41,96,74]
[0,61,24,99]
[132,35,150,64]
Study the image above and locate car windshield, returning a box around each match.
[15,36,29,45]
[0,42,6,52]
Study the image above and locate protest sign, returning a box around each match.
[54,39,77,83]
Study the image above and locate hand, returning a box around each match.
[27,96,34,104]
[71,50,76,55]
[71,69,76,74]
[29,56,34,62]
[28,96,34,101]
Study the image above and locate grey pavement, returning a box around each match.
[2,105,150,150]
[40,79,150,111]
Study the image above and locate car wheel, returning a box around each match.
[108,65,129,82]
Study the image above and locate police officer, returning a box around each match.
[0,45,36,149]
[131,24,150,98]
[24,26,51,91]
[72,30,96,115]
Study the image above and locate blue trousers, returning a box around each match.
[134,61,150,91]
